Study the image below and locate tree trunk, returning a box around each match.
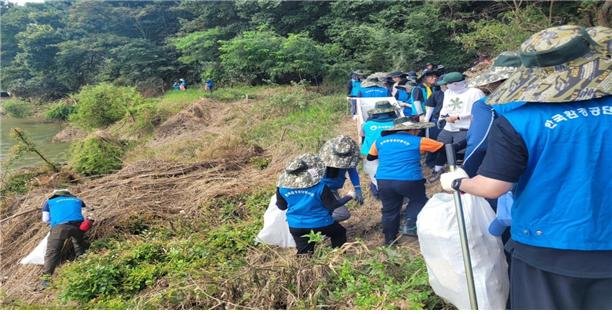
[597,0,611,27]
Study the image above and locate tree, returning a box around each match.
[270,33,327,83]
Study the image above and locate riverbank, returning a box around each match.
[0,85,449,310]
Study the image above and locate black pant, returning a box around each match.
[378,179,428,244]
[44,223,87,275]
[510,256,612,309]
[289,222,347,255]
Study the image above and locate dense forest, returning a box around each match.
[1,0,610,100]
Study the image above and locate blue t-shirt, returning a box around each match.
[42,195,85,227]
[358,86,391,98]
[374,132,424,181]
[361,118,394,156]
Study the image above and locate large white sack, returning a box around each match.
[417,193,509,310]
[20,232,49,265]
[255,195,296,248]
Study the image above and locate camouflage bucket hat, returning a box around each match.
[319,135,360,169]
[360,72,389,88]
[488,25,611,104]
[367,100,396,116]
[384,117,435,133]
[277,153,326,189]
[468,51,522,88]
[586,26,612,56]
[50,189,72,198]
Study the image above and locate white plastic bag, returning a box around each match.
[20,232,49,265]
[255,195,296,248]
[417,193,509,310]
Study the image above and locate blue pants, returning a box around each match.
[377,179,428,244]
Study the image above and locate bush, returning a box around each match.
[70,83,144,130]
[69,134,125,176]
[1,99,32,118]
[45,100,76,121]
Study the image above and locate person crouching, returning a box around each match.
[276,153,354,255]
[366,117,443,244]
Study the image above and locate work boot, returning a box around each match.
[400,218,418,237]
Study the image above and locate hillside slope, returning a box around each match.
[0,86,448,310]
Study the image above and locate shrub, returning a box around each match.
[45,100,76,121]
[1,99,32,118]
[70,83,144,130]
[69,134,125,176]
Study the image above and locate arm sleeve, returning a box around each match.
[321,186,352,209]
[275,188,288,210]
[41,200,49,212]
[347,167,361,189]
[424,106,434,122]
[42,211,50,223]
[420,137,444,153]
[478,116,528,182]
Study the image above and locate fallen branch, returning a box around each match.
[0,207,39,224]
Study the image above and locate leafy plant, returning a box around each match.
[45,99,75,121]
[1,99,32,118]
[69,134,124,176]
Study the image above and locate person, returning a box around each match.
[463,51,522,178]
[41,189,89,282]
[421,74,447,170]
[366,117,444,243]
[357,73,392,98]
[172,81,180,91]
[429,71,484,181]
[347,71,364,115]
[276,153,355,255]
[179,78,187,90]
[360,101,398,198]
[319,135,363,222]
[409,68,440,117]
[206,79,215,93]
[440,25,611,310]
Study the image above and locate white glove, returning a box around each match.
[419,115,427,123]
[440,168,468,192]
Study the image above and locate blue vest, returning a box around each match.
[46,196,84,227]
[395,89,410,102]
[279,182,335,229]
[361,119,394,155]
[499,97,612,250]
[322,168,348,190]
[409,85,429,115]
[349,80,361,97]
[374,132,423,181]
[358,86,390,98]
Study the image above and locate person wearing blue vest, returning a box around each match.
[357,73,391,98]
[319,135,363,222]
[41,189,88,277]
[361,101,398,198]
[276,153,355,254]
[441,25,612,309]
[410,67,441,117]
[367,117,444,244]
[347,70,364,115]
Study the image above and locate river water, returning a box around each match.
[0,116,70,170]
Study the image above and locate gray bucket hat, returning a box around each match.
[467,51,522,88]
[50,189,73,198]
[382,117,435,134]
[367,100,397,116]
[319,135,360,169]
[360,72,388,88]
[277,153,326,189]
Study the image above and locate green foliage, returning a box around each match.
[69,135,125,176]
[1,99,32,118]
[70,83,144,130]
[45,100,75,121]
[0,172,36,197]
[270,33,327,83]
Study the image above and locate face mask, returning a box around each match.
[447,80,468,92]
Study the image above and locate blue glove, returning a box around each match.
[354,187,364,205]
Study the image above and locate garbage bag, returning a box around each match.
[417,193,509,310]
[20,232,49,265]
[255,195,296,248]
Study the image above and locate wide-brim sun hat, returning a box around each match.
[383,117,435,133]
[467,51,522,88]
[50,188,72,197]
[277,153,326,189]
[586,26,612,56]
[441,72,464,85]
[367,100,396,116]
[417,68,441,81]
[360,72,389,88]
[319,135,360,169]
[488,25,611,104]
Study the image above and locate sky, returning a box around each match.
[8,0,46,6]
